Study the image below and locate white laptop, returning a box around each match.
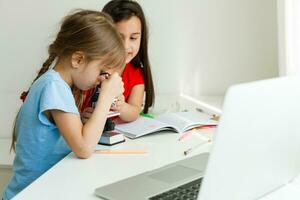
[95,76,300,200]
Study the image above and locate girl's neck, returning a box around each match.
[53,60,73,87]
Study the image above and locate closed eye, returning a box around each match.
[130,37,138,41]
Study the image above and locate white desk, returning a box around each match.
[13,129,214,200]
[5,93,300,200]
[8,127,300,200]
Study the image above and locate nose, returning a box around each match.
[124,39,131,52]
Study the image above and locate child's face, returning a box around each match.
[72,59,111,90]
[116,16,142,64]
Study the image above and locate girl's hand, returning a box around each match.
[81,107,94,124]
[100,72,124,100]
[111,94,125,111]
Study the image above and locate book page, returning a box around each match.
[115,117,177,139]
[155,113,188,133]
[155,111,218,133]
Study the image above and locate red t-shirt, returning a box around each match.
[80,62,144,112]
[122,62,144,101]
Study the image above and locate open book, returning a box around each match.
[115,111,218,139]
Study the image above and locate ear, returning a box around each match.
[71,51,85,69]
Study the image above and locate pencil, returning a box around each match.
[94,149,147,155]
[184,139,211,156]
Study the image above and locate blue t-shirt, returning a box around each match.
[3,70,79,200]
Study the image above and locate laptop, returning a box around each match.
[95,76,300,200]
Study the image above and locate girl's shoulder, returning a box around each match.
[28,69,72,102]
[33,69,60,85]
[33,70,69,90]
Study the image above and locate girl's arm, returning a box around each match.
[51,74,123,159]
[117,84,144,122]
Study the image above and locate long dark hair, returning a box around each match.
[103,0,155,113]
[11,9,125,151]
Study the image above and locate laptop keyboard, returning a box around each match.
[149,177,202,200]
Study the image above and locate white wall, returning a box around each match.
[174,0,279,97]
[0,0,110,138]
[0,0,278,138]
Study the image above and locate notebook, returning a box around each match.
[95,76,300,200]
[115,111,218,139]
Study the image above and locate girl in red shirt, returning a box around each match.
[81,0,155,123]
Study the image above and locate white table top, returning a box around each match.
[8,126,300,200]
[4,93,300,199]
[13,129,214,200]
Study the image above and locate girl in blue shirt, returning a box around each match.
[3,10,125,200]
